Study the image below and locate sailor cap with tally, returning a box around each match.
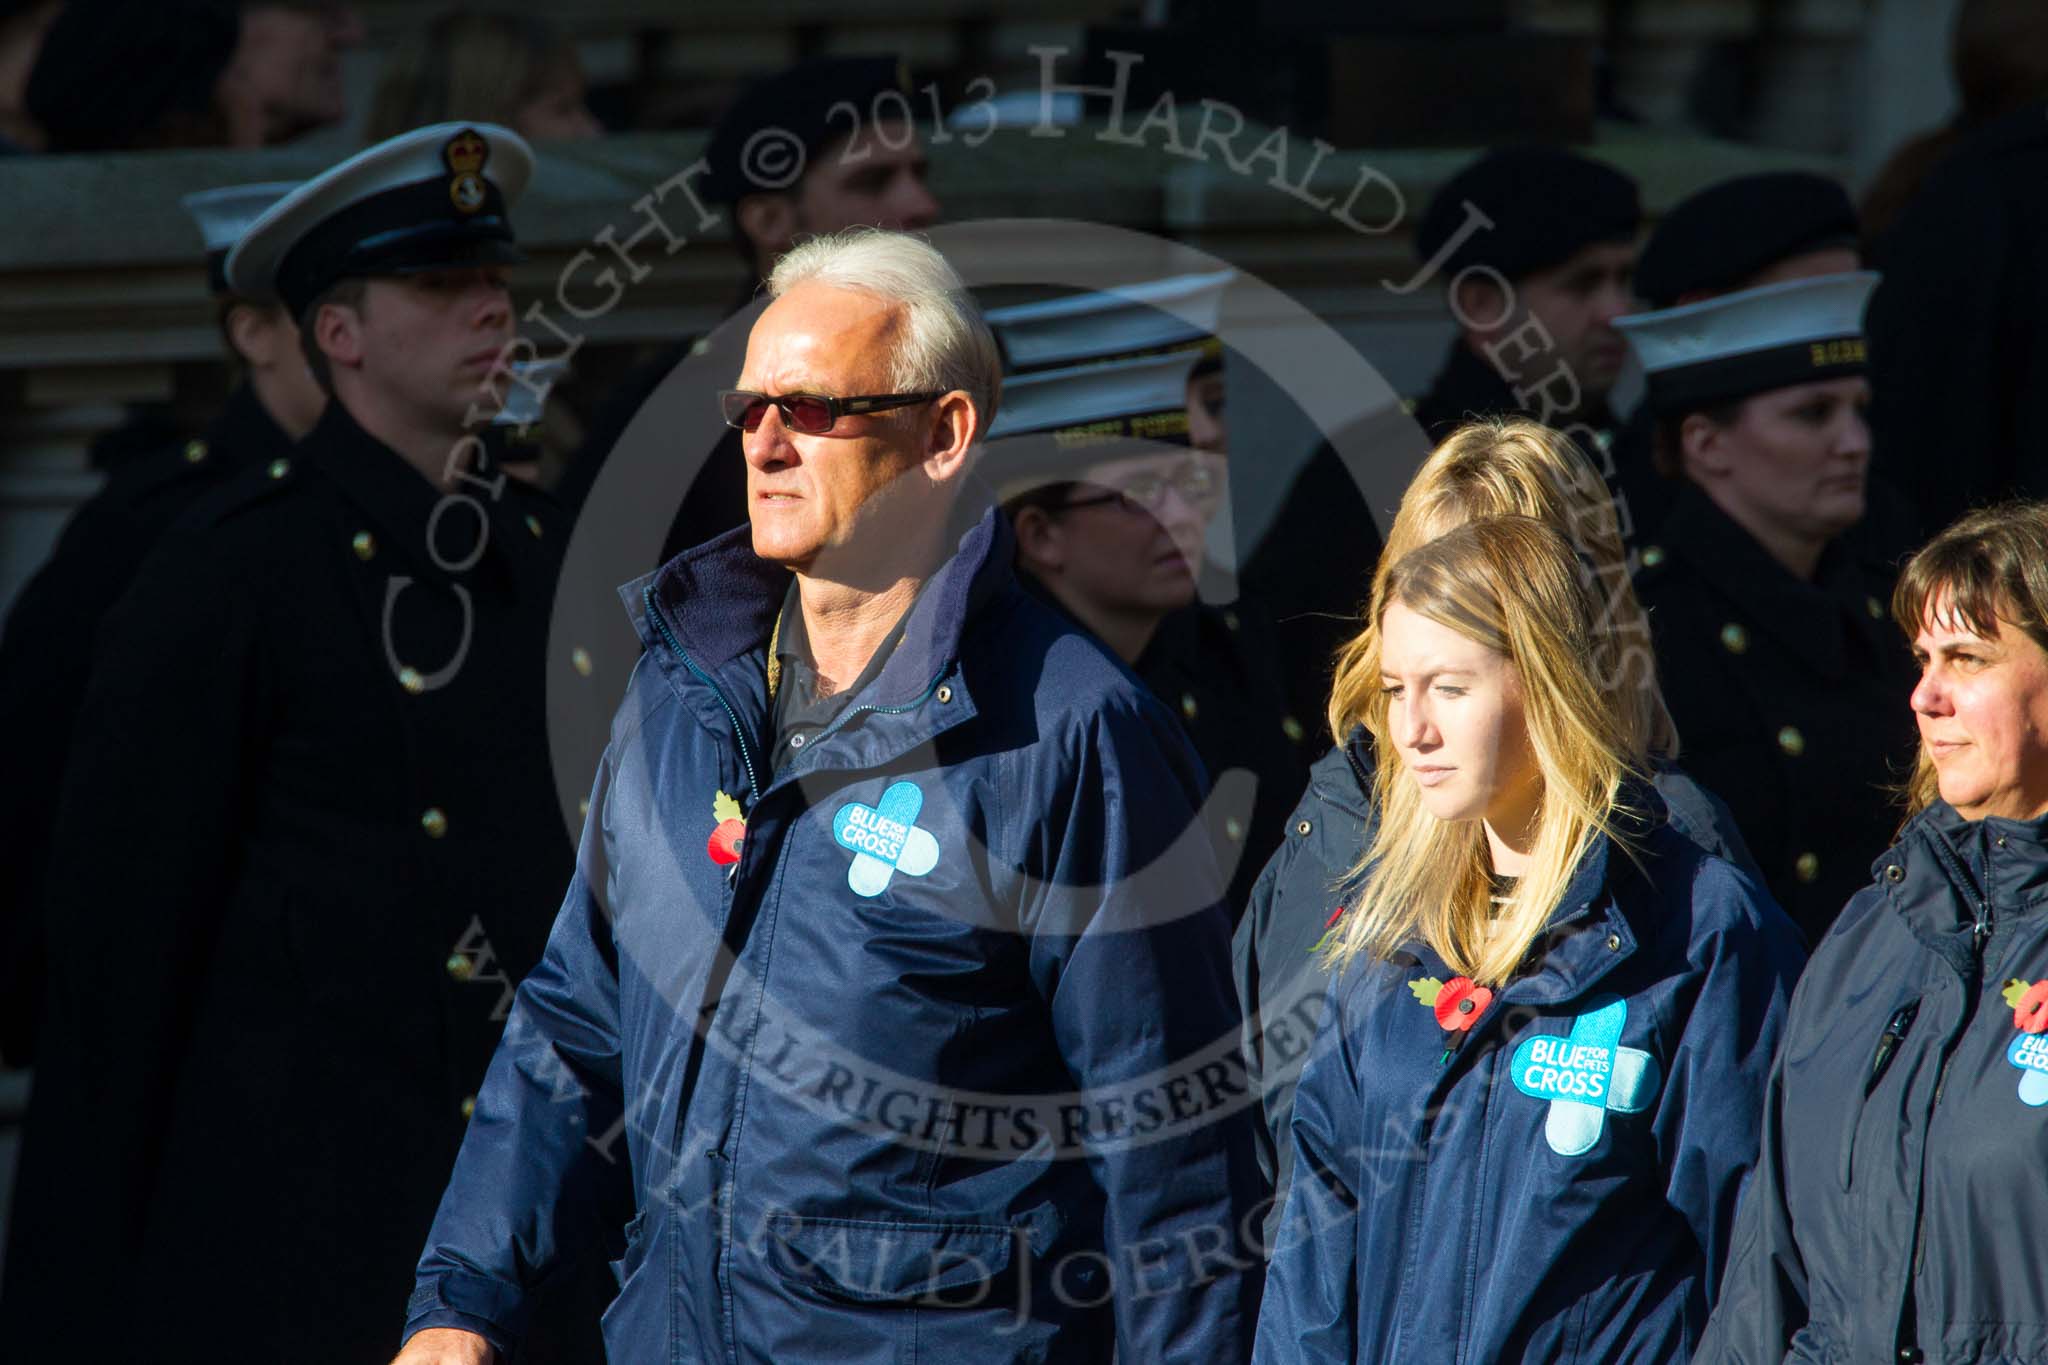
[225,122,534,318]
[1613,270,1879,418]
[981,271,1232,497]
[180,182,300,297]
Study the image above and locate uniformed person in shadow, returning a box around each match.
[0,180,322,1068]
[0,125,606,1363]
[1616,271,1919,943]
[983,277,1311,920]
[1613,169,1916,558]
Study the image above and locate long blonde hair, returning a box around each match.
[1327,418,1675,757]
[1891,500,2048,817]
[1326,516,1645,983]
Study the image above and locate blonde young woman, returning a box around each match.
[1250,516,1804,1363]
[1234,418,1761,1243]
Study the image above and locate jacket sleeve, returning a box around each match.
[404,758,631,1354]
[1652,859,1807,1310]
[1251,966,1363,1362]
[1026,694,1266,1362]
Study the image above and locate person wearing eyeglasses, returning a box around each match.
[395,229,1264,1365]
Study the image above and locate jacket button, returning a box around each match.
[459,1094,477,1120]
[1297,819,1313,836]
[183,438,208,464]
[421,807,449,838]
[1639,544,1665,569]
[1795,852,1820,884]
[397,666,425,696]
[571,647,593,677]
[1605,933,1622,952]
[525,514,544,539]
[1223,610,1241,632]
[1224,817,1245,843]
[267,458,290,480]
[1281,715,1306,743]
[936,684,953,704]
[1776,725,1805,757]
[351,531,376,561]
[1867,595,1885,620]
[1885,864,1904,883]
[578,797,590,820]
[1181,693,1199,722]
[1719,623,1749,654]
[1898,1350,1923,1363]
[445,952,474,982]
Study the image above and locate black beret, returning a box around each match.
[27,0,241,152]
[1416,146,1640,283]
[702,55,910,205]
[1635,171,1859,308]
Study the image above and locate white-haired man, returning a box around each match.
[397,230,1265,1363]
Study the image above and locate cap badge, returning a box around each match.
[443,129,489,215]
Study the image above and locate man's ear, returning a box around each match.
[1011,505,1064,576]
[314,299,366,376]
[735,193,799,266]
[920,390,978,484]
[1451,273,1512,340]
[225,302,289,371]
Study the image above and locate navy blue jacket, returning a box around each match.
[404,509,1265,1361]
[1254,800,1804,1362]
[1697,801,2048,1365]
[1234,729,1766,1246]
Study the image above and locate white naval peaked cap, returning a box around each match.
[984,269,1236,372]
[181,181,301,296]
[1613,270,1879,417]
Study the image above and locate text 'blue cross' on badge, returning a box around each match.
[2008,1033,2048,1106]
[1509,996,1661,1156]
[831,780,940,898]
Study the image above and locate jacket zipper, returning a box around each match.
[644,584,760,806]
[1898,836,1995,1356]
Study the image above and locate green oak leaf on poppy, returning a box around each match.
[2006,979,2033,1009]
[1410,977,1444,1007]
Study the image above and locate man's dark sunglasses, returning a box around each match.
[718,390,943,434]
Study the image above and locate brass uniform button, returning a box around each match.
[1281,715,1306,743]
[459,1094,477,1120]
[1639,545,1665,569]
[1720,623,1749,655]
[578,797,591,820]
[445,952,474,982]
[352,531,376,561]
[1777,725,1806,757]
[1866,595,1884,620]
[1795,852,1820,884]
[1223,610,1240,632]
[421,807,449,839]
[397,666,425,696]
[571,647,593,677]
[267,458,290,480]
[1180,693,1199,722]
[1224,817,1244,842]
[525,514,544,539]
[182,439,207,464]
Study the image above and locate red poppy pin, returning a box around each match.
[707,790,746,867]
[1308,905,1346,956]
[2006,978,2048,1034]
[1412,975,1495,1064]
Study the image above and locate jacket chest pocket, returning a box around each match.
[1839,998,1921,1192]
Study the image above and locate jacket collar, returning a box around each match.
[1881,801,2048,955]
[1309,725,1374,821]
[1660,483,1887,678]
[1396,781,1666,1011]
[299,401,538,579]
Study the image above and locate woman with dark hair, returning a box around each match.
[1698,501,2048,1365]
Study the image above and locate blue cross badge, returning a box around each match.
[2007,1033,2048,1106]
[831,780,940,898]
[1508,996,1661,1156]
